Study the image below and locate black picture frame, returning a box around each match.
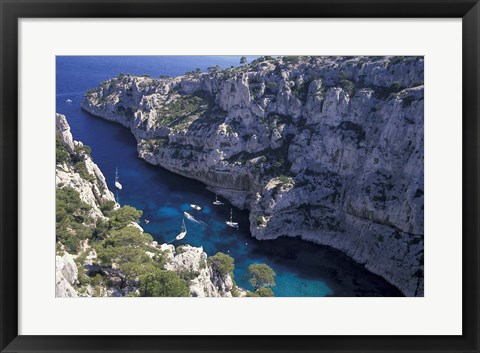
[1,1,478,352]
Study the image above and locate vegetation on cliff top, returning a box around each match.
[153,93,209,130]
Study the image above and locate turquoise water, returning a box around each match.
[56,56,402,297]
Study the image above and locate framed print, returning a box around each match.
[1,0,479,352]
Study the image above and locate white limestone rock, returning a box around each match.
[163,245,234,297]
[56,113,75,153]
[56,115,116,220]
[55,253,78,297]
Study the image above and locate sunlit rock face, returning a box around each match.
[163,244,234,297]
[56,113,117,220]
[83,56,424,296]
[55,253,78,298]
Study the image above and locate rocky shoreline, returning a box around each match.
[81,56,424,296]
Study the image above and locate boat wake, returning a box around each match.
[184,211,209,227]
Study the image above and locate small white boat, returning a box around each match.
[183,212,195,222]
[115,167,123,190]
[213,194,224,206]
[184,211,209,227]
[144,219,150,224]
[176,219,187,240]
[190,204,202,211]
[66,99,73,103]
[226,208,239,229]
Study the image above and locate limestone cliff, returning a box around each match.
[162,244,235,297]
[55,253,78,297]
[56,113,117,220]
[55,114,238,297]
[82,56,424,296]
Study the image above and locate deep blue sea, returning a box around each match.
[56,56,402,297]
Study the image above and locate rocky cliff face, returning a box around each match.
[82,56,424,296]
[56,113,117,220]
[55,252,79,297]
[56,114,237,297]
[162,244,235,297]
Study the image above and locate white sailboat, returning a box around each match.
[115,167,123,190]
[213,194,224,206]
[226,208,239,229]
[66,99,73,103]
[176,219,187,240]
[190,204,202,211]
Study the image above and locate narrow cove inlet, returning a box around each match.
[55,56,420,297]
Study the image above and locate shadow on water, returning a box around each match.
[56,56,404,297]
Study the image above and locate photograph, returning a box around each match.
[2,2,477,350]
[55,55,424,298]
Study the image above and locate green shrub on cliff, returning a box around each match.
[74,161,96,183]
[92,224,166,274]
[256,215,266,226]
[277,175,291,184]
[85,88,97,97]
[74,145,91,156]
[372,82,403,100]
[95,243,148,267]
[264,81,278,95]
[101,226,153,248]
[339,78,355,96]
[291,80,311,101]
[139,269,189,297]
[122,261,165,282]
[142,138,169,154]
[100,200,116,217]
[177,269,200,283]
[94,226,154,265]
[256,287,274,297]
[283,56,300,64]
[56,136,70,164]
[109,205,143,229]
[208,252,235,277]
[56,186,93,252]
